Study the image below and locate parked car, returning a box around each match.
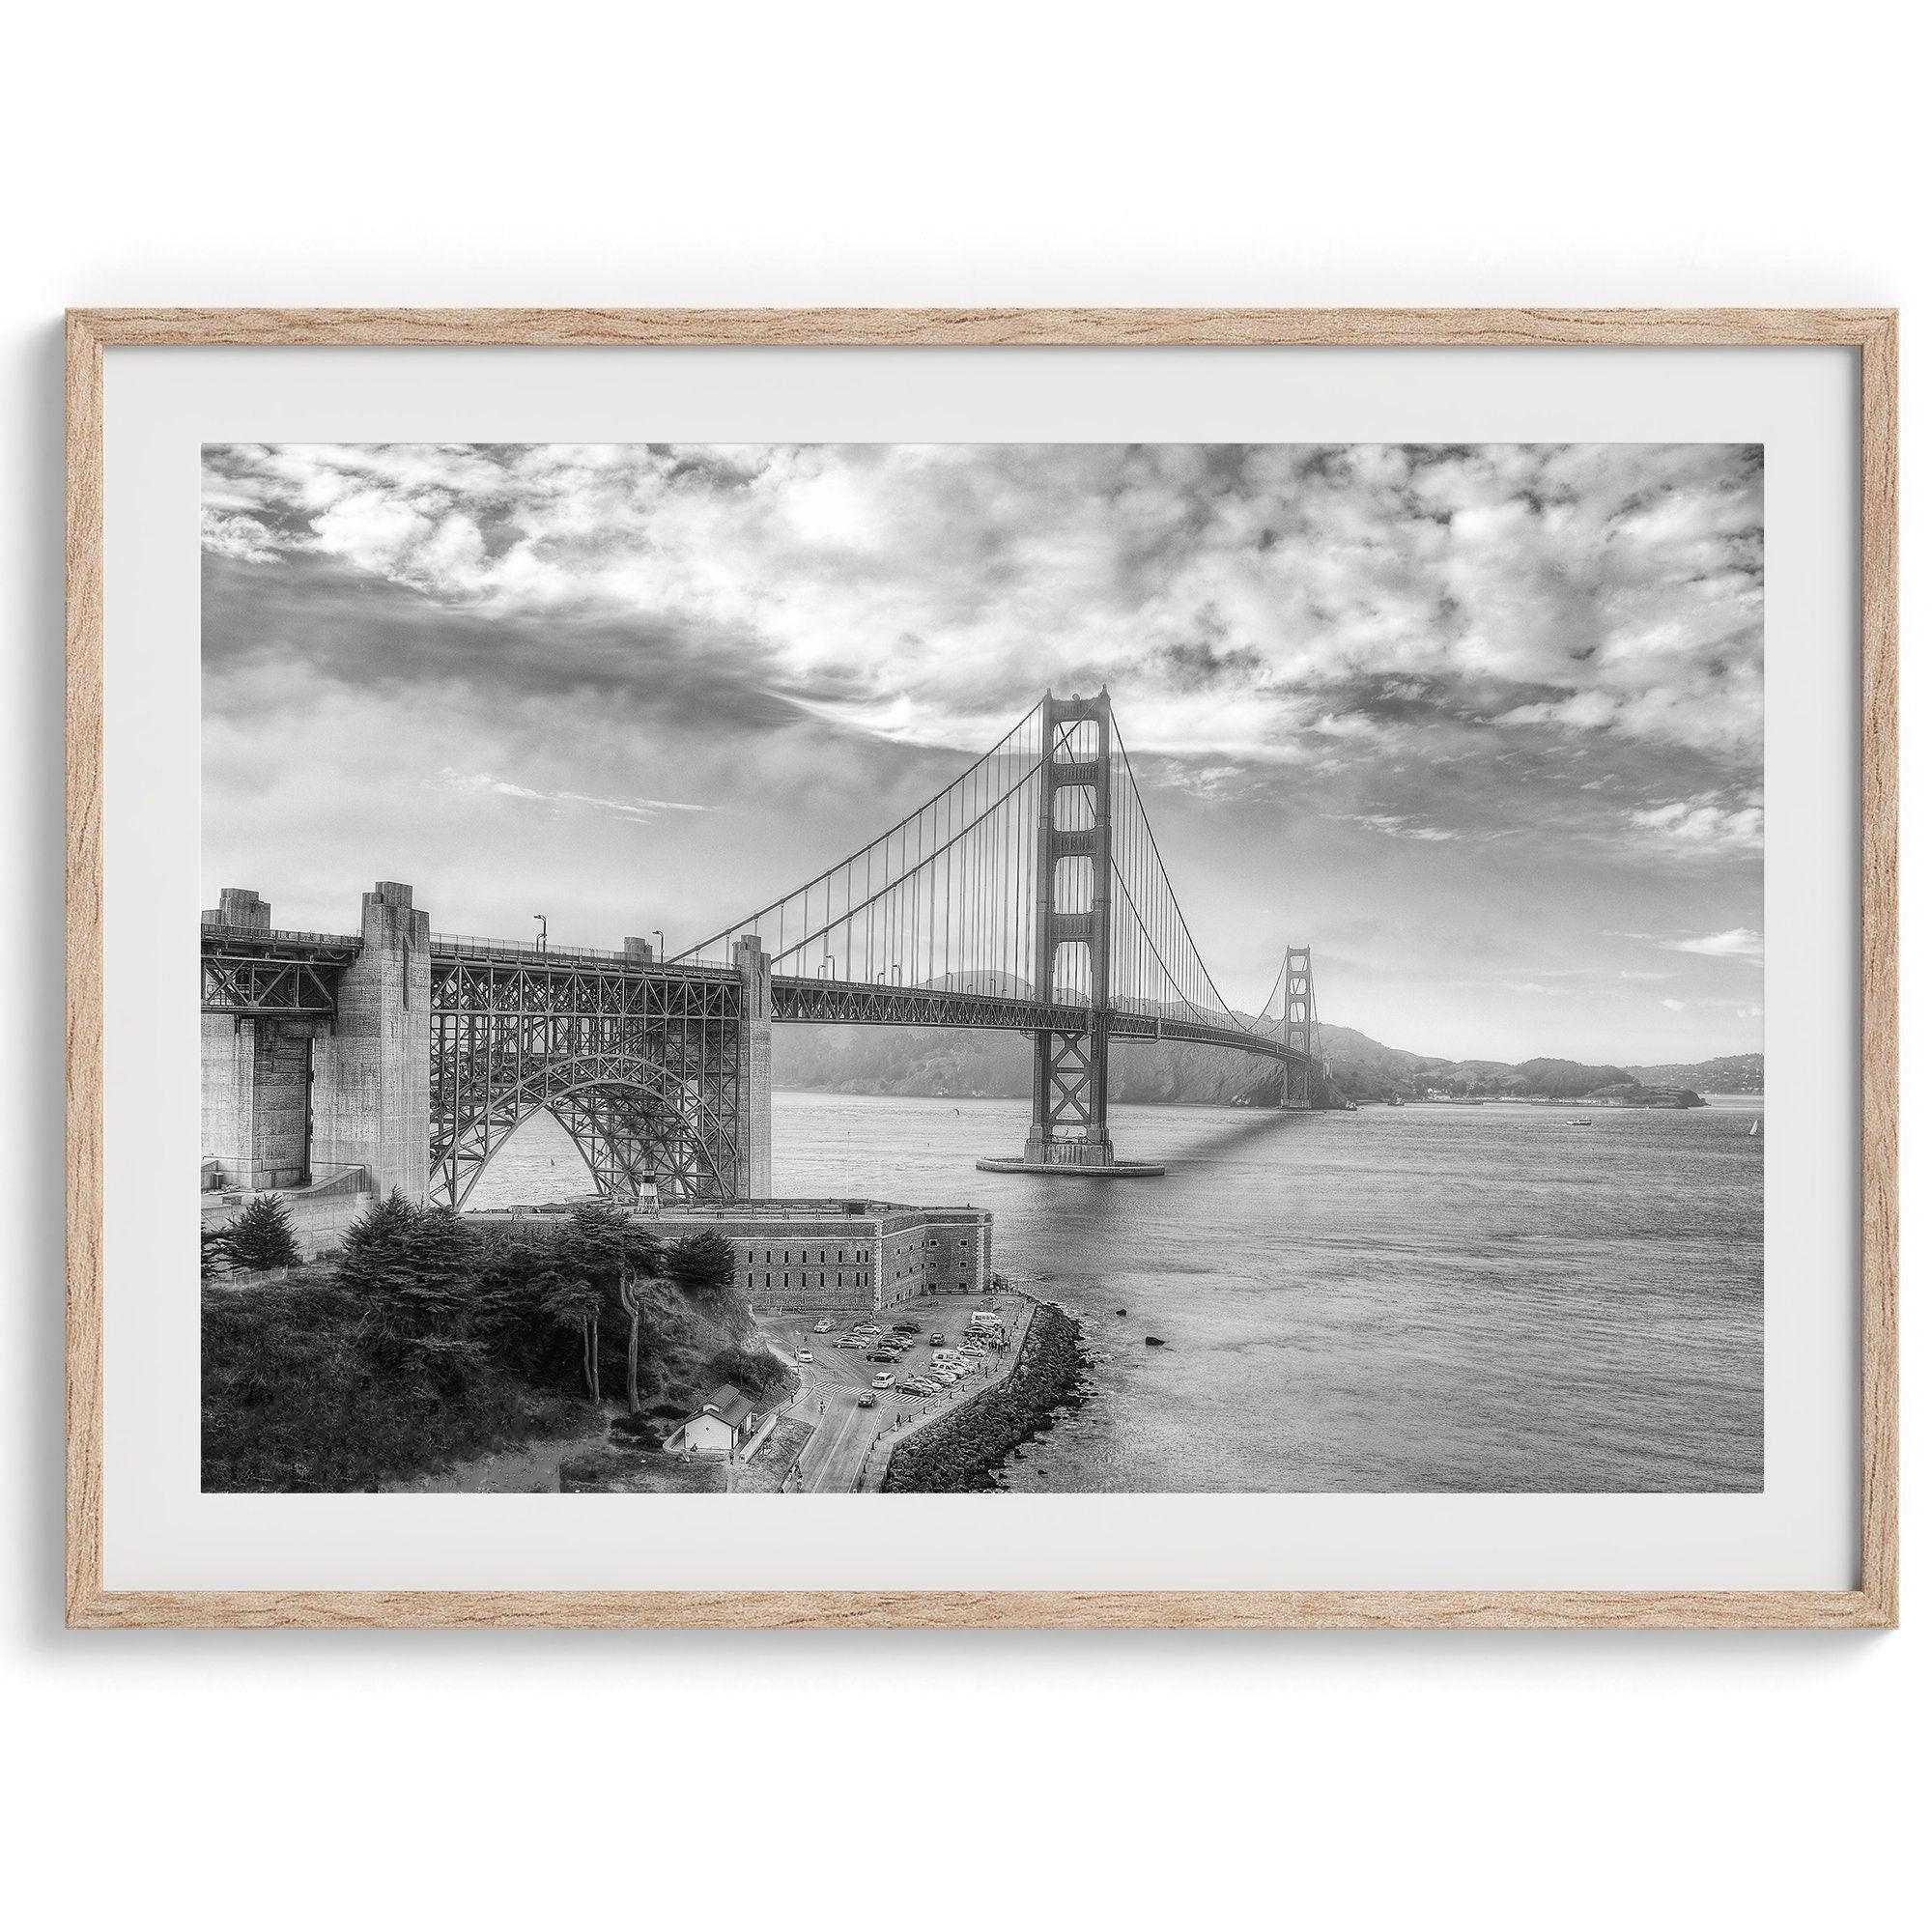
[812,1319,835,1334]
[834,1337,865,1350]
[899,1378,938,1397]
[871,1371,895,1390]
[866,1350,897,1364]
[928,1332,946,1346]
[855,1391,877,1408]
[926,1368,961,1386]
[892,1320,922,1335]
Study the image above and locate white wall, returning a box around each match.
[2,5,1920,1926]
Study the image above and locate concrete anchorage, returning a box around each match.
[308,882,431,1203]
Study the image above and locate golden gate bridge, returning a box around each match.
[200,691,1326,1208]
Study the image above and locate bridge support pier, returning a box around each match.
[198,888,324,1191]
[733,935,773,1200]
[311,882,431,1203]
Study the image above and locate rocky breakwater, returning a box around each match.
[880,1297,1090,1493]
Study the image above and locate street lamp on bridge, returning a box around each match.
[534,912,548,954]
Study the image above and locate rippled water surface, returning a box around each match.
[477,1092,1764,1492]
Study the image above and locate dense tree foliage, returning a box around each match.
[204,1190,777,1490]
[201,1280,586,1492]
[665,1229,737,1306]
[220,1195,301,1272]
[200,1223,236,1282]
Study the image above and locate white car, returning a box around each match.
[926,1368,961,1386]
[871,1371,896,1389]
[796,1349,813,1364]
[812,1319,835,1334]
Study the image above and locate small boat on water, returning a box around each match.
[1748,1117,1761,1137]
[1566,1118,1595,1127]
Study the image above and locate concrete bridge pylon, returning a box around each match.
[310,882,431,1203]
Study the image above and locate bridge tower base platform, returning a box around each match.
[974,1151,1165,1178]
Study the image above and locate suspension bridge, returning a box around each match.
[200,691,1326,1210]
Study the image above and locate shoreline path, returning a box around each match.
[760,1292,1037,1493]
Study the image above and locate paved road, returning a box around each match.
[794,1387,878,1492]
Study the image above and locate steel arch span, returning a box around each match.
[425,948,758,1209]
[433,1058,735,1210]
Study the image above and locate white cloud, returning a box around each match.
[201,440,1765,770]
[427,770,712,824]
[1661,928,1763,959]
[1629,795,1764,854]
[1661,998,1687,1011]
[199,508,283,562]
[1322,811,1459,841]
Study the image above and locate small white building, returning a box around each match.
[664,1384,756,1457]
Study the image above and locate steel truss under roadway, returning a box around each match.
[200,923,356,1018]
[428,952,745,1209]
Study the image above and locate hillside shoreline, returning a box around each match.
[773,1023,1761,1109]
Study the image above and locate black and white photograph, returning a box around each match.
[198,439,1765,1496]
[20,10,1921,1925]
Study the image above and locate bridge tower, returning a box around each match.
[991,690,1160,1175]
[1022,691,1114,1167]
[1280,943,1317,1110]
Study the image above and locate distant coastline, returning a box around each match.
[772,1024,1761,1111]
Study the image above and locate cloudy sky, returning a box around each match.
[202,441,1764,1065]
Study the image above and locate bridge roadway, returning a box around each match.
[201,923,1303,1069]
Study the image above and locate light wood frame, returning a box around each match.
[65,307,1899,1631]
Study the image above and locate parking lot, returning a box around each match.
[758,1292,1033,1492]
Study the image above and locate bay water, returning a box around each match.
[474,1091,1764,1492]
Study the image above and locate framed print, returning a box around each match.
[65,308,1897,1629]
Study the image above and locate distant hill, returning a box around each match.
[769,1023,1276,1107]
[1625,1053,1763,1094]
[769,1020,1734,1107]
